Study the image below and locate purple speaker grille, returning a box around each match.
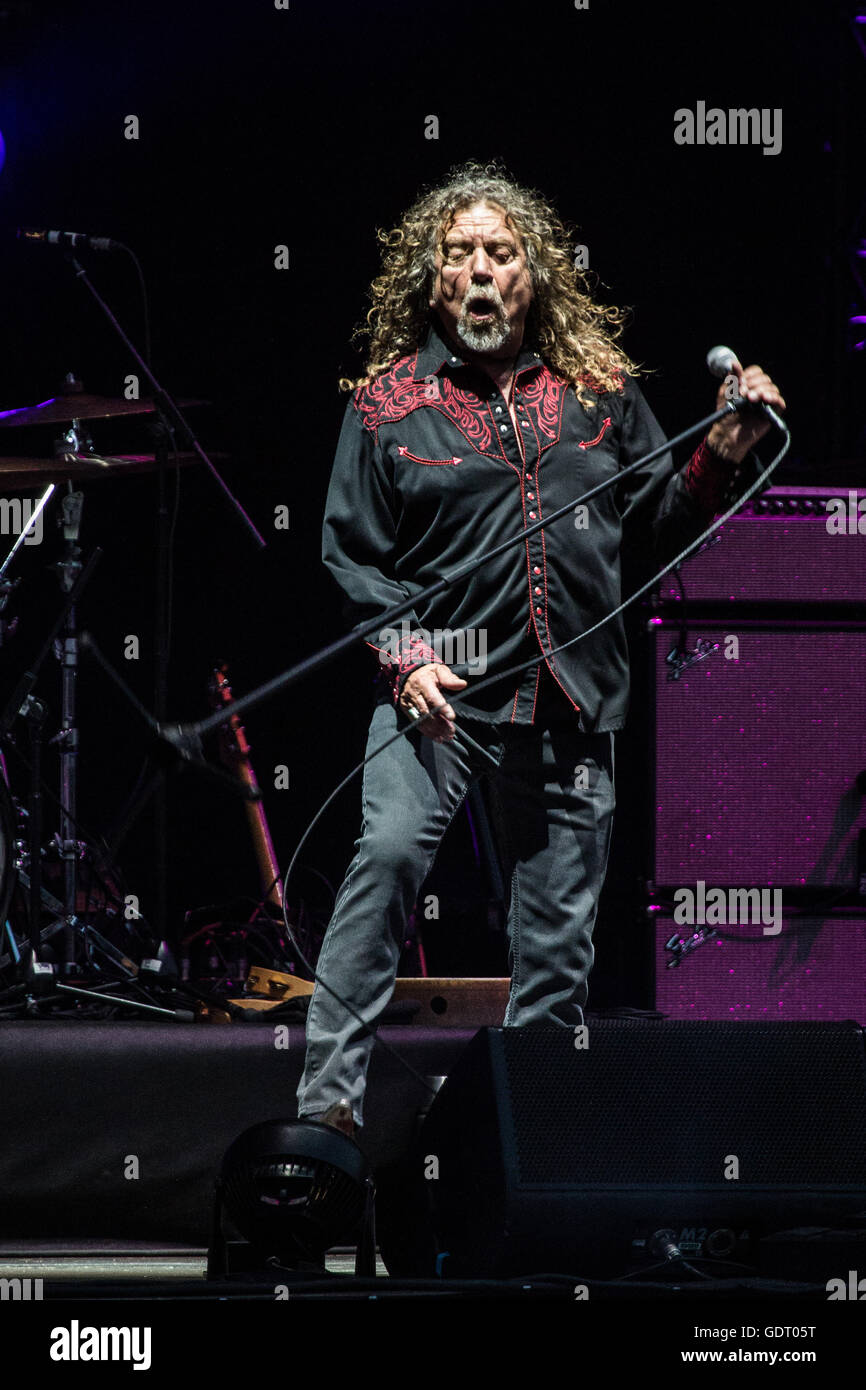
[653,626,866,887]
[655,915,866,1024]
[659,489,866,604]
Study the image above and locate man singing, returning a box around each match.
[296,161,785,1137]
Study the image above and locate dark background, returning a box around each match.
[0,0,862,999]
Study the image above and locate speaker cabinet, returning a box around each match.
[654,909,866,1022]
[397,1023,866,1279]
[658,486,866,605]
[649,620,866,891]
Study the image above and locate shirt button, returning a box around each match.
[500,424,508,433]
[529,511,537,519]
[451,356,458,363]
[534,586,542,595]
[535,606,543,615]
[495,405,503,413]
[527,492,535,500]
[520,420,529,427]
[533,566,541,575]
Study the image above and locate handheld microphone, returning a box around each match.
[706,344,783,426]
[706,344,740,379]
[16,227,120,252]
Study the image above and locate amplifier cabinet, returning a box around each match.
[649,619,866,890]
[658,486,866,605]
[654,910,866,1023]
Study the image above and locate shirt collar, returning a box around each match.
[413,316,544,383]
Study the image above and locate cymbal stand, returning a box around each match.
[0,508,104,991]
[0,513,199,1017]
[49,488,85,976]
[0,575,20,650]
[0,509,116,988]
[23,693,47,970]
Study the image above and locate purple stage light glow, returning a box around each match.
[0,129,5,175]
[0,398,57,422]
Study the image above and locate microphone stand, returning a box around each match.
[83,398,779,783]
[161,398,770,758]
[66,255,265,548]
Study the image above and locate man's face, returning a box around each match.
[429,201,532,358]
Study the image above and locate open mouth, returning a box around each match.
[466,297,497,321]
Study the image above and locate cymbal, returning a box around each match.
[0,452,223,490]
[0,395,208,428]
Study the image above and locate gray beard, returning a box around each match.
[455,294,511,353]
[456,316,510,353]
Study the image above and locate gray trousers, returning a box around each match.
[296,676,616,1129]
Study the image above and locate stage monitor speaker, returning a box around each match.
[654,909,866,1023]
[650,620,866,890]
[404,1022,866,1279]
[658,486,866,605]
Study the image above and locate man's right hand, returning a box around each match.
[399,662,468,742]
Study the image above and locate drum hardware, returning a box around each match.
[0,450,216,491]
[0,575,20,648]
[7,238,257,972]
[0,376,208,428]
[54,250,266,948]
[55,415,94,461]
[2,871,139,979]
[0,529,165,1011]
[1,674,139,1000]
[46,488,85,972]
[0,792,153,985]
[23,692,48,975]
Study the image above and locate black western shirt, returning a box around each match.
[323,320,738,732]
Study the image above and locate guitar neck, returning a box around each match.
[237,760,284,910]
[211,667,285,911]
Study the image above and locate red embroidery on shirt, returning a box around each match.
[365,634,440,704]
[518,370,567,446]
[683,436,738,514]
[397,445,461,466]
[578,416,612,450]
[355,355,495,453]
[355,353,569,459]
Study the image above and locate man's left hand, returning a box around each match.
[706,361,786,465]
